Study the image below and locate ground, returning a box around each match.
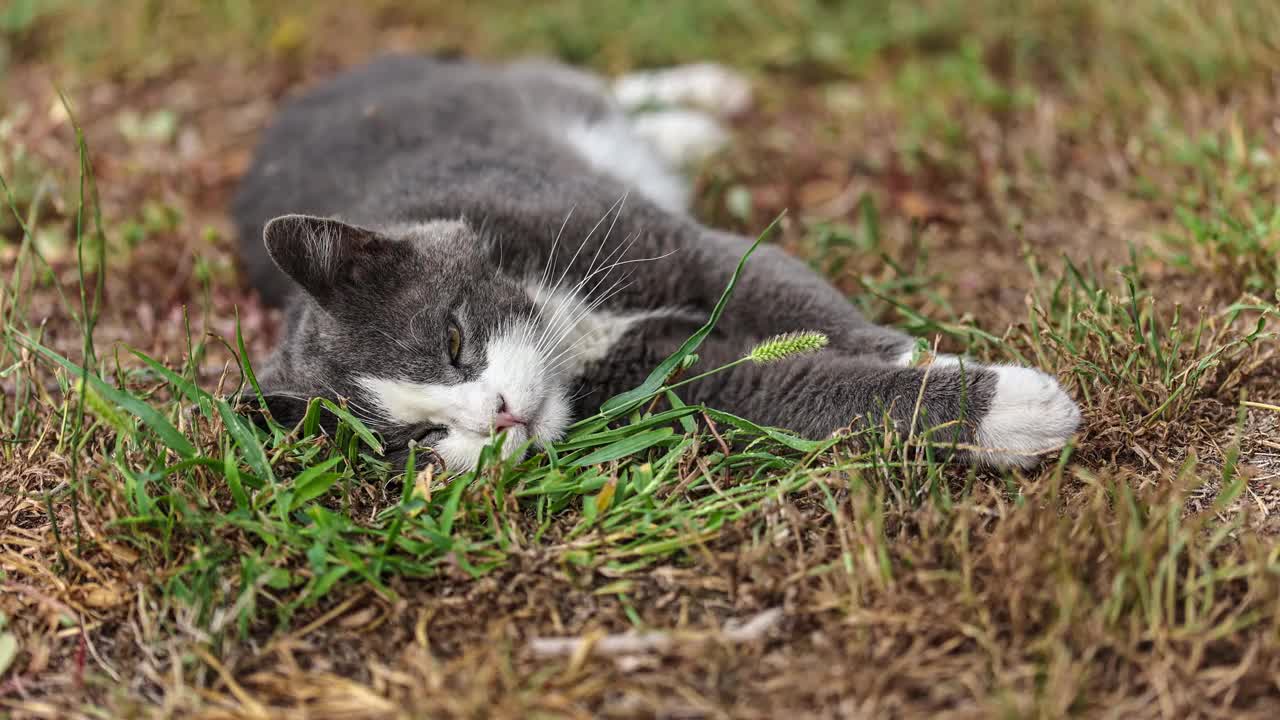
[1,2,1279,718]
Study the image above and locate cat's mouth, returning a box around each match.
[489,409,549,448]
[448,400,551,446]
[401,407,551,448]
[391,387,569,472]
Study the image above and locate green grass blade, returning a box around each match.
[15,330,197,458]
[223,445,250,512]
[234,307,263,402]
[702,408,829,452]
[289,456,345,510]
[596,213,782,417]
[570,427,676,467]
[319,398,383,454]
[129,347,214,414]
[216,399,274,484]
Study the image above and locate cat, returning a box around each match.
[232,55,1081,473]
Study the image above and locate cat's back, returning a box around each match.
[254,55,533,153]
[234,55,538,221]
[233,55,628,304]
[234,55,709,308]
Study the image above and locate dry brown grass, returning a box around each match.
[2,2,1279,718]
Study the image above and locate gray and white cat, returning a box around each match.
[232,55,1080,472]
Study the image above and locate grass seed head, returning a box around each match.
[747,332,829,364]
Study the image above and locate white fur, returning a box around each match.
[555,63,752,214]
[612,63,753,117]
[972,366,1081,468]
[561,117,691,213]
[359,321,571,472]
[528,285,677,377]
[894,349,963,368]
[896,350,1079,468]
[628,109,730,171]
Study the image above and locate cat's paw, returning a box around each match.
[971,366,1081,469]
[629,109,730,169]
[894,349,1079,468]
[613,63,753,117]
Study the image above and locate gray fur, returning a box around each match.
[232,55,1080,469]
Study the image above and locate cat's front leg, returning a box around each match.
[685,234,917,360]
[567,312,1079,467]
[674,345,1081,469]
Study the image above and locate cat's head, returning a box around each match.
[250,214,572,472]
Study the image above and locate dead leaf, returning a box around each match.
[797,179,843,207]
[897,191,936,220]
[338,606,379,629]
[24,637,50,674]
[102,542,140,565]
[0,632,18,677]
[79,583,128,609]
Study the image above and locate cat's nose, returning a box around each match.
[494,395,527,430]
[495,411,527,430]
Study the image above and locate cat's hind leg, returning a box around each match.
[611,63,752,174]
[504,60,751,208]
[612,63,753,118]
[626,109,730,173]
[503,59,699,213]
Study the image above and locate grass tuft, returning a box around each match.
[2,1,1279,716]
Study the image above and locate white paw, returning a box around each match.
[613,63,753,117]
[562,117,692,213]
[628,109,730,169]
[973,366,1081,469]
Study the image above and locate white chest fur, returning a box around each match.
[528,284,675,377]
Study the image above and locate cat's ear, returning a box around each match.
[263,214,407,302]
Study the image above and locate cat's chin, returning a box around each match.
[431,428,520,475]
[528,391,572,447]
[434,420,566,475]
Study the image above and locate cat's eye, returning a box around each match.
[410,424,447,447]
[446,322,463,364]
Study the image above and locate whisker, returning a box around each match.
[376,328,418,356]
[545,341,613,379]
[533,224,644,356]
[534,194,628,325]
[538,238,675,359]
[538,272,634,361]
[541,194,626,312]
[317,381,393,427]
[530,205,577,312]
[539,241,677,354]
[407,305,432,343]
[540,278,638,372]
[566,383,594,406]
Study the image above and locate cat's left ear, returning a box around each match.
[263,214,409,303]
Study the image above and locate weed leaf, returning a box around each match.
[16,331,197,458]
[597,213,782,416]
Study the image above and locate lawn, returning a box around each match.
[2,1,1279,718]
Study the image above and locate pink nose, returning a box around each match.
[495,411,527,430]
